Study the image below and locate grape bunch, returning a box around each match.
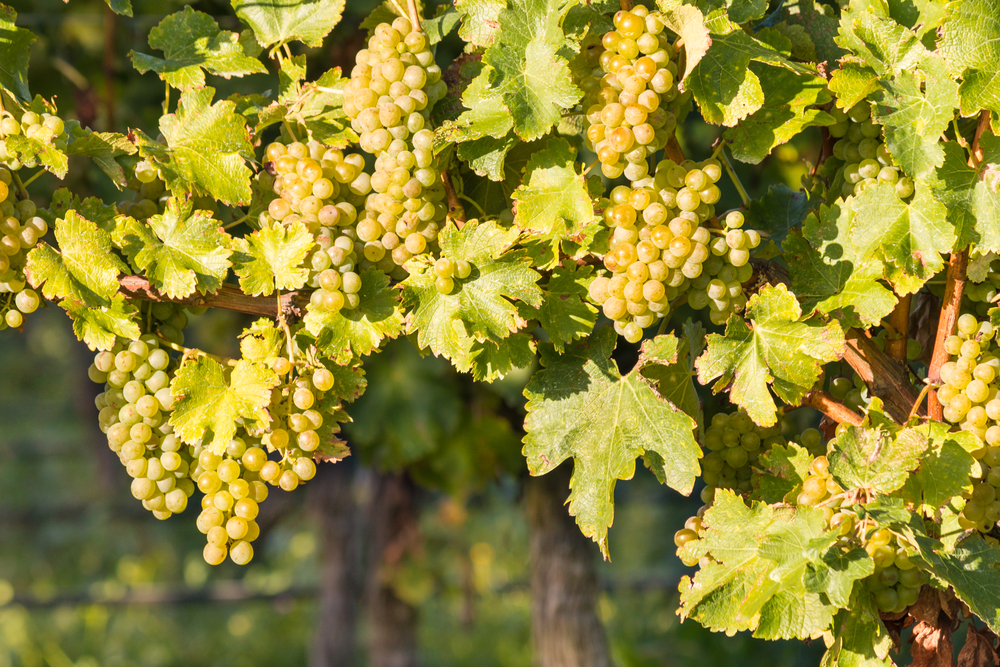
[700,408,786,499]
[795,454,845,509]
[586,6,679,181]
[587,160,759,342]
[0,110,69,170]
[431,255,472,295]
[344,17,449,274]
[963,256,1000,318]
[828,102,913,201]
[827,372,872,415]
[862,527,928,613]
[90,336,195,522]
[0,167,44,329]
[121,159,169,221]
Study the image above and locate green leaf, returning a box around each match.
[138,87,254,206]
[401,219,542,368]
[778,0,843,65]
[511,137,594,265]
[455,0,504,47]
[899,421,979,514]
[62,296,141,351]
[463,139,541,216]
[64,131,138,189]
[828,425,926,494]
[232,220,314,296]
[939,0,1000,116]
[170,357,279,454]
[421,6,462,45]
[523,326,700,557]
[113,197,232,299]
[44,188,119,233]
[821,584,894,667]
[130,7,266,90]
[724,65,834,164]
[929,137,1000,252]
[751,442,814,503]
[785,203,898,329]
[696,284,845,427]
[806,547,874,608]
[283,69,357,148]
[465,332,537,382]
[239,318,284,364]
[639,330,704,431]
[305,268,405,363]
[103,0,133,17]
[531,264,597,353]
[923,535,1000,633]
[684,15,817,126]
[656,0,711,82]
[4,134,68,178]
[0,5,35,102]
[25,210,128,307]
[829,62,879,110]
[744,184,815,251]
[849,180,954,295]
[232,0,345,48]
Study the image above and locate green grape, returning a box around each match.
[829,102,913,204]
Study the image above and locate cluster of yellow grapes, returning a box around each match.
[0,109,69,169]
[700,408,787,499]
[345,18,449,274]
[431,256,472,295]
[585,6,680,181]
[829,102,913,201]
[0,167,43,329]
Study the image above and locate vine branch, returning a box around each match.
[927,249,968,420]
[802,389,863,426]
[842,328,920,424]
[885,294,911,362]
[118,276,309,320]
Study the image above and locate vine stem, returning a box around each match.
[971,110,990,166]
[10,171,29,199]
[406,0,422,30]
[155,333,237,367]
[885,294,911,362]
[118,275,308,319]
[19,170,44,189]
[841,328,919,423]
[441,169,467,228]
[223,215,249,230]
[720,147,750,207]
[801,389,863,426]
[927,249,968,420]
[665,136,685,164]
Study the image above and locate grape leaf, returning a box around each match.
[103,0,133,16]
[655,0,711,82]
[464,332,537,382]
[4,134,68,178]
[64,131,138,189]
[523,326,700,557]
[785,202,898,329]
[511,137,594,266]
[232,0,345,48]
[26,210,128,307]
[821,584,895,667]
[639,331,704,431]
[114,198,231,299]
[0,5,34,102]
[829,62,879,110]
[922,535,1000,634]
[929,137,1000,252]
[239,318,284,364]
[305,268,405,363]
[232,220,314,296]
[751,442,813,503]
[137,87,254,206]
[899,421,979,514]
[743,184,815,251]
[778,0,843,65]
[696,284,845,427]
[849,180,954,295]
[421,6,461,45]
[401,219,542,367]
[531,264,597,353]
[805,547,874,608]
[724,65,835,164]
[62,296,140,351]
[939,0,1000,116]
[464,139,542,216]
[828,425,927,495]
[684,14,817,126]
[170,357,279,454]
[44,188,119,233]
[130,7,266,90]
[454,0,504,47]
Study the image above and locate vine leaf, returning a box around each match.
[921,535,1000,634]
[743,184,815,251]
[639,328,704,431]
[849,180,954,295]
[696,284,845,427]
[655,0,710,82]
[305,268,405,363]
[828,425,926,495]
[401,219,542,370]
[828,62,879,111]
[821,584,895,667]
[523,326,700,558]
[63,296,141,351]
[130,7,266,90]
[454,0,504,48]
[751,442,813,504]
[232,220,313,296]
[899,422,979,514]
[114,197,232,299]
[103,0,133,17]
[939,0,1000,116]
[785,202,898,329]
[530,263,597,353]
[465,332,537,382]
[26,210,128,307]
[4,134,68,178]
[511,137,594,266]
[232,0,345,48]
[136,87,255,206]
[170,357,279,455]
[677,490,837,639]
[64,131,138,189]
[930,137,1000,252]
[0,5,34,101]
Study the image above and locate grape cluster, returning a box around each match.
[587,160,759,342]
[0,167,44,329]
[0,110,68,170]
[829,102,913,201]
[827,372,872,415]
[862,527,928,613]
[795,455,845,508]
[963,258,1000,319]
[700,408,786,499]
[90,336,194,522]
[586,6,679,181]
[344,17,449,273]
[122,159,169,221]
[431,256,472,295]
[935,314,1000,533]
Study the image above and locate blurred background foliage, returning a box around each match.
[0,0,827,664]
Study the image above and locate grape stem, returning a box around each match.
[119,275,309,320]
[223,215,249,230]
[971,110,990,167]
[665,136,686,164]
[441,169,467,228]
[457,192,486,219]
[155,332,236,367]
[927,249,968,420]
[19,169,44,189]
[884,294,911,362]
[908,381,934,422]
[801,389,863,426]
[406,0,422,30]
[720,147,750,207]
[10,171,29,200]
